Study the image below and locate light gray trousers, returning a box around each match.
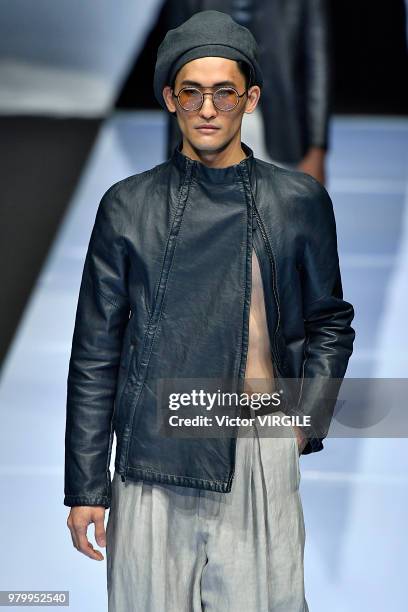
[106,412,309,611]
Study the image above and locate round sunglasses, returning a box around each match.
[172,86,247,112]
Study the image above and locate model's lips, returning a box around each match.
[196,126,220,132]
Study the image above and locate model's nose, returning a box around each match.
[199,95,217,119]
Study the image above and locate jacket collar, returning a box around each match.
[171,139,255,185]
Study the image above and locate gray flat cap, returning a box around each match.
[153,10,263,109]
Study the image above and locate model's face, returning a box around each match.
[162,57,260,154]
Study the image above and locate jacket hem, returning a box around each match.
[124,466,232,493]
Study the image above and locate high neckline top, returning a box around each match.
[171,139,255,185]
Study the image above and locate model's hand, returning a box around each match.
[67,506,106,561]
[292,425,308,456]
[297,146,326,186]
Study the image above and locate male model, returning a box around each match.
[65,10,355,611]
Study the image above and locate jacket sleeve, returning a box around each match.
[303,0,333,151]
[64,183,130,508]
[296,177,355,454]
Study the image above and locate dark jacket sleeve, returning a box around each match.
[64,184,130,508]
[297,176,355,454]
[303,0,333,151]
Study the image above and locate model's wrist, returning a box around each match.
[292,425,307,452]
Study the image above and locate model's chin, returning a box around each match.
[194,132,221,143]
[190,131,223,149]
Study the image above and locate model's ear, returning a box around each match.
[244,85,261,114]
[162,86,177,114]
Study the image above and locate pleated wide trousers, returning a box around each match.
[106,411,309,611]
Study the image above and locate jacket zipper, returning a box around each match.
[252,204,284,377]
[237,163,285,391]
[119,160,194,483]
[254,201,307,414]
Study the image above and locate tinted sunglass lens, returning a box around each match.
[178,88,202,110]
[214,88,238,110]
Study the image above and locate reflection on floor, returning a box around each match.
[0,109,407,611]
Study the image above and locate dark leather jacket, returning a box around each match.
[64,141,355,508]
[164,0,332,162]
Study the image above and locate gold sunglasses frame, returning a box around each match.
[172,86,247,112]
